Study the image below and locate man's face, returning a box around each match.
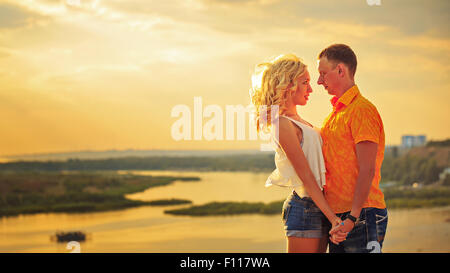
[317,57,340,96]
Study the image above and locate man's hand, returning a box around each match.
[329,217,350,244]
[329,218,356,244]
[328,141,377,245]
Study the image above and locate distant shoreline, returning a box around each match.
[162,184,450,216]
[163,190,450,217]
[1,149,273,162]
[1,168,449,218]
[0,171,198,218]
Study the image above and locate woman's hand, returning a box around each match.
[329,216,349,245]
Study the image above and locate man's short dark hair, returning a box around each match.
[319,44,357,78]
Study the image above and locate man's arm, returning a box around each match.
[350,140,378,218]
[331,140,378,234]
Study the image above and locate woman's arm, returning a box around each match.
[276,118,340,225]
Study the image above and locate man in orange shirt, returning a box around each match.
[317,44,388,253]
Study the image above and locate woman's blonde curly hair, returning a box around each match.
[249,54,307,133]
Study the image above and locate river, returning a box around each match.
[0,171,449,253]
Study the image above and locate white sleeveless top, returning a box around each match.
[265,116,326,197]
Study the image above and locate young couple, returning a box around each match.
[250,44,388,253]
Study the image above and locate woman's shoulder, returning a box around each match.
[278,116,303,134]
[276,116,303,141]
[278,116,299,130]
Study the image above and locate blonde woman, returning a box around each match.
[250,54,346,253]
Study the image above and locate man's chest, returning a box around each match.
[322,110,353,141]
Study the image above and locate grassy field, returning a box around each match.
[164,186,450,216]
[164,201,284,216]
[1,170,449,218]
[383,186,450,209]
[0,171,197,217]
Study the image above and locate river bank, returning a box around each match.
[1,171,449,253]
[2,171,449,218]
[163,186,450,216]
[0,171,197,217]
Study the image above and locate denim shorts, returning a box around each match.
[282,192,328,238]
[327,207,388,253]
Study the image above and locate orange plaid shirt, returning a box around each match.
[321,85,386,213]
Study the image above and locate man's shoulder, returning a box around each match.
[351,94,380,114]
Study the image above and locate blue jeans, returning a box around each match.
[328,207,388,253]
[282,192,328,238]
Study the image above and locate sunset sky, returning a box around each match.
[0,0,449,156]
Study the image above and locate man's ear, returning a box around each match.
[337,63,346,78]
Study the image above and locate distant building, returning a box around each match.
[401,135,426,148]
[439,167,450,181]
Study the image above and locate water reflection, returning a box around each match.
[0,171,449,253]
[124,171,290,204]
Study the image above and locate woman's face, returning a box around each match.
[291,69,313,106]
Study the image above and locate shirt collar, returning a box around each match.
[330,85,360,110]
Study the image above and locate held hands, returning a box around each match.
[329,217,353,245]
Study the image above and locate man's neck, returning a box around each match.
[335,81,356,99]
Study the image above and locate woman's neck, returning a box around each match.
[283,106,299,119]
[282,110,313,128]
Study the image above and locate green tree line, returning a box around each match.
[381,155,443,185]
[0,172,198,217]
[426,139,450,147]
[0,155,275,172]
[1,139,448,186]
